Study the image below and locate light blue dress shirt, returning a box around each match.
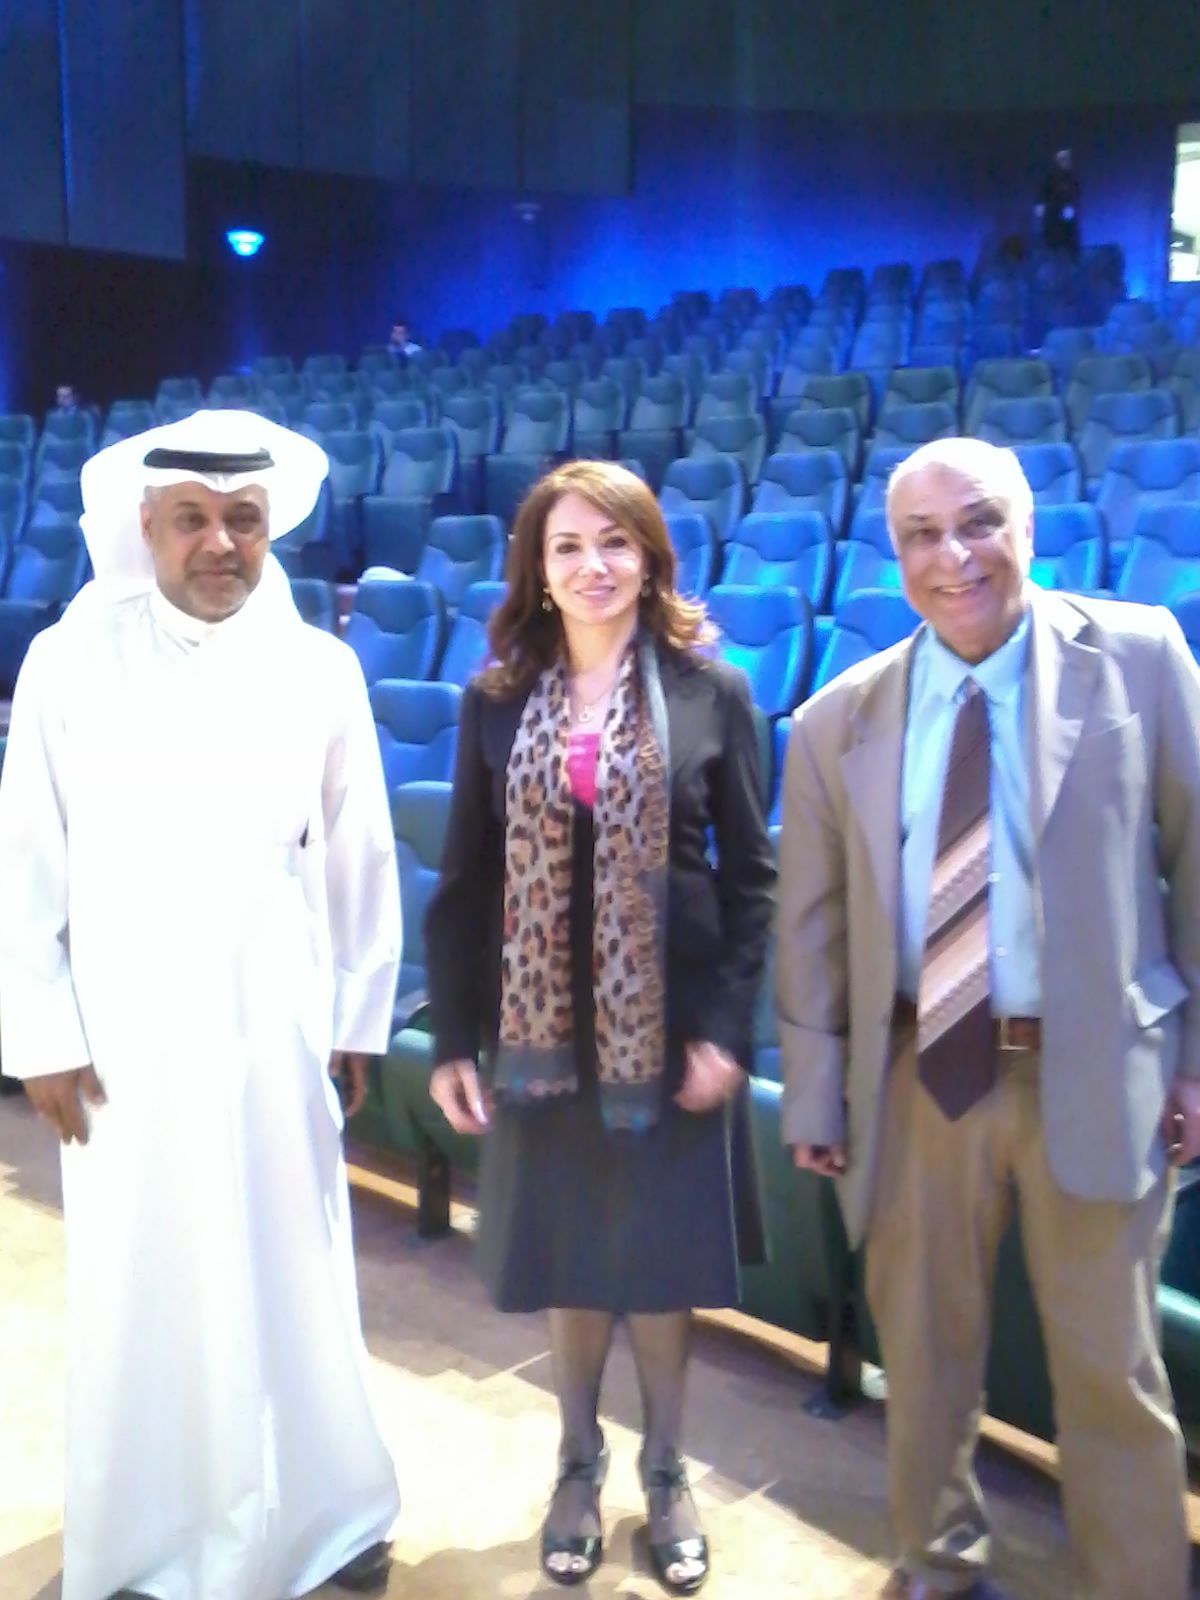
[897,614,1041,1016]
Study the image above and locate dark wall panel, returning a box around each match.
[410,0,520,188]
[520,0,631,195]
[299,0,412,180]
[59,0,186,257]
[0,1,65,243]
[185,0,301,167]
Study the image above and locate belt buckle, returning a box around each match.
[996,1016,1020,1053]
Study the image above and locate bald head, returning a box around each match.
[886,437,1035,665]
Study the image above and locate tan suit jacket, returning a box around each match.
[776,588,1200,1246]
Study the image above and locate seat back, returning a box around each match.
[289,578,338,630]
[628,375,688,431]
[302,400,356,436]
[872,401,957,450]
[1077,388,1179,484]
[1117,503,1200,604]
[706,585,812,717]
[380,428,458,498]
[0,414,36,450]
[880,365,958,417]
[4,519,88,603]
[415,515,505,610]
[322,430,382,499]
[1093,438,1200,550]
[722,511,833,609]
[370,680,462,792]
[976,396,1068,446]
[811,588,920,695]
[1065,353,1152,431]
[690,414,768,486]
[344,579,445,685]
[438,580,506,687]
[502,389,570,454]
[664,512,717,599]
[775,406,861,474]
[694,372,756,425]
[1030,504,1107,591]
[1011,443,1083,506]
[964,359,1054,434]
[658,455,746,543]
[390,781,453,996]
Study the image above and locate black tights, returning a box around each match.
[546,1308,699,1545]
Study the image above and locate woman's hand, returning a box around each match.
[429,1059,491,1135]
[674,1041,744,1113]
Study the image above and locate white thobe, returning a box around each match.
[0,564,402,1600]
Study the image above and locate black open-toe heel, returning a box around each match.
[639,1453,709,1595]
[540,1431,609,1587]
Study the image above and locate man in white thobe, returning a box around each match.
[0,412,402,1600]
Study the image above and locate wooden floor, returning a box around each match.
[0,1093,1196,1600]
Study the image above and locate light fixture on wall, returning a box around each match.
[225,228,265,259]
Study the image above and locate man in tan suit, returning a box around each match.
[776,437,1200,1599]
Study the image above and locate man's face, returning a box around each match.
[56,386,76,410]
[140,482,270,623]
[1056,150,1072,172]
[391,323,408,345]
[890,465,1032,665]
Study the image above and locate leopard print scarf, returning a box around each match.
[493,634,670,1132]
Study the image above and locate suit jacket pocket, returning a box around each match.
[1125,957,1189,1029]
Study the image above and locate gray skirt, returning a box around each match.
[474,1077,746,1314]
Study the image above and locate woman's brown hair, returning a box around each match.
[478,459,715,698]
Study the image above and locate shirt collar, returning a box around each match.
[921,604,1031,707]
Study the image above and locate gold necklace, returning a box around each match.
[571,673,616,724]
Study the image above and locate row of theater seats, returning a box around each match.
[369,778,1200,1455]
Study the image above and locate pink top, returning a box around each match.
[566,730,601,807]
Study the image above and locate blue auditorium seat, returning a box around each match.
[773,373,871,439]
[1166,348,1200,434]
[369,680,462,793]
[380,428,458,500]
[775,407,862,478]
[722,511,834,612]
[694,373,757,426]
[1030,504,1108,592]
[258,373,307,423]
[1064,353,1152,433]
[835,507,904,603]
[872,401,956,452]
[360,497,431,575]
[752,451,848,537]
[1077,389,1179,494]
[438,393,500,470]
[809,588,921,698]
[659,456,746,544]
[344,579,445,685]
[369,397,433,452]
[39,410,96,456]
[323,430,383,557]
[252,355,294,380]
[1039,328,1097,385]
[600,356,646,409]
[100,399,157,447]
[0,415,36,451]
[302,353,347,382]
[976,396,1068,447]
[428,368,469,408]
[310,372,360,409]
[1093,438,1200,555]
[439,581,505,687]
[1116,503,1200,605]
[544,359,585,396]
[664,513,718,599]
[0,520,90,694]
[706,585,811,717]
[880,366,959,419]
[35,440,90,486]
[0,480,26,544]
[484,454,552,530]
[1012,443,1084,506]
[722,347,771,404]
[301,400,357,440]
[28,478,83,526]
[156,376,203,409]
[1169,593,1200,667]
[414,515,504,611]
[963,359,1054,435]
[662,353,704,419]
[618,375,689,489]
[852,446,915,526]
[572,379,626,456]
[690,414,768,487]
[1106,319,1177,379]
[365,368,421,404]
[388,780,453,1026]
[502,389,570,455]
[208,374,255,406]
[289,578,338,631]
[768,717,791,826]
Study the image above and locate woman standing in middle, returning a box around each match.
[425,460,775,1594]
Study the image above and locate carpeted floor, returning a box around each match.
[1,1093,1196,1600]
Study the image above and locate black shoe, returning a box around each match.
[540,1431,609,1587]
[639,1454,709,1595]
[328,1539,391,1593]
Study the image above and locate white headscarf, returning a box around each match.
[64,410,329,628]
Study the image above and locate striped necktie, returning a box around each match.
[916,679,996,1120]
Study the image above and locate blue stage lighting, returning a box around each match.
[226,228,265,258]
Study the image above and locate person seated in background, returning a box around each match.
[776,436,1199,1600]
[51,382,81,417]
[425,459,775,1594]
[387,319,422,361]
